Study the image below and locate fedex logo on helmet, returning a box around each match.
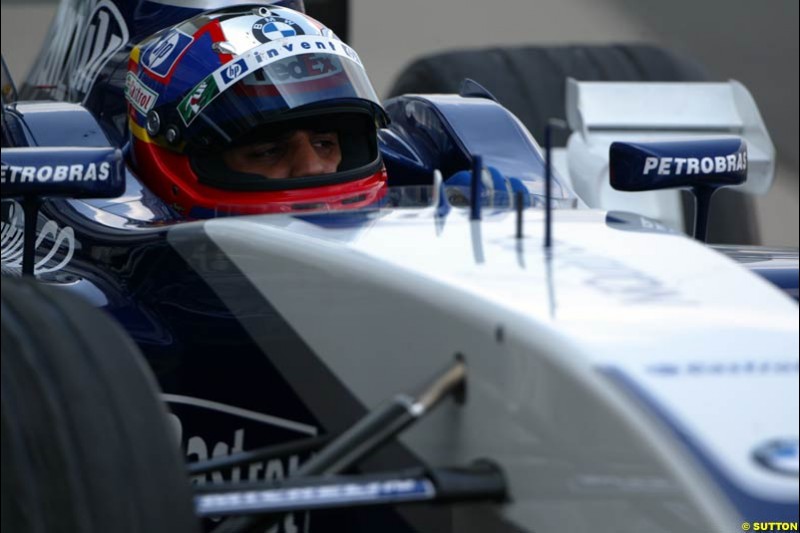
[265,54,342,84]
[143,30,193,78]
[642,152,747,176]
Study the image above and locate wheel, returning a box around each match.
[387,44,758,244]
[388,44,707,146]
[1,276,199,533]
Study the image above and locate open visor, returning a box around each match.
[172,36,385,152]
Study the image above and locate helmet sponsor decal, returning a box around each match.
[178,35,362,126]
[252,16,304,43]
[218,58,250,85]
[178,77,220,125]
[261,54,343,84]
[241,53,343,87]
[142,29,194,78]
[125,72,158,115]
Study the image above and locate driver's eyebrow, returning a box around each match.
[244,132,292,147]
[244,129,337,148]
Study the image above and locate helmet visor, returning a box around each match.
[175,38,382,151]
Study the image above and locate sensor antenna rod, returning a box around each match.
[471,154,482,221]
[543,119,567,249]
[432,169,451,218]
[21,197,41,277]
[691,185,716,242]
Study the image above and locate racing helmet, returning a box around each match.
[126,5,388,217]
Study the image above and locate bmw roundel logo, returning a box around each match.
[753,438,799,476]
[252,17,304,43]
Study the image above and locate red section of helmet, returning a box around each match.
[132,140,387,216]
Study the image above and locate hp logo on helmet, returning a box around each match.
[149,34,180,69]
[143,30,193,78]
[219,59,249,85]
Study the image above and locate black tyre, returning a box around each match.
[1,277,199,533]
[388,44,757,244]
[388,44,707,146]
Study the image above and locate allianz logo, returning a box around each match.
[165,396,318,532]
[1,200,75,275]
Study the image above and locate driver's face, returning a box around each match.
[223,129,341,179]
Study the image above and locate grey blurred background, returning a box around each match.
[3,0,797,246]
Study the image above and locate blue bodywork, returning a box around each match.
[603,366,800,524]
[711,245,800,302]
[381,94,567,200]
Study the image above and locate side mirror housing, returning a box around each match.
[1,146,125,276]
[609,138,747,192]
[609,138,748,242]
[1,146,125,199]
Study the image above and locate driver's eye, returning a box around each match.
[310,133,338,150]
[312,140,334,150]
[248,143,285,159]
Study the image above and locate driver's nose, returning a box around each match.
[288,133,330,178]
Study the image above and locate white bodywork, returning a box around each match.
[171,206,799,533]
